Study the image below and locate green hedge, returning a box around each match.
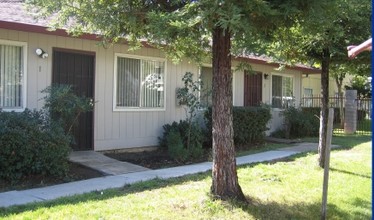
[281,106,319,138]
[302,107,367,123]
[159,120,204,161]
[204,106,271,147]
[0,110,71,182]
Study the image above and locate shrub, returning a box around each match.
[0,84,92,183]
[166,128,188,162]
[302,107,367,123]
[0,109,71,182]
[41,84,93,135]
[159,120,204,161]
[281,106,319,138]
[302,107,341,124]
[204,105,272,148]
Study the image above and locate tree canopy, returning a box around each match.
[27,0,318,63]
[266,0,371,167]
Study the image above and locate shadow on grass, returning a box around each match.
[331,134,371,149]
[351,197,372,218]
[226,196,371,220]
[0,171,211,217]
[330,167,371,179]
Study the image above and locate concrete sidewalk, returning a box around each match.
[69,151,150,175]
[0,142,339,208]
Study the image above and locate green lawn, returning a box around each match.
[1,135,371,219]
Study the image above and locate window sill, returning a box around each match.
[0,107,25,112]
[113,107,166,112]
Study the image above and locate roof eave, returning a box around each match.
[0,20,321,74]
[0,20,100,41]
[233,57,321,74]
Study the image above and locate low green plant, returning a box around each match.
[204,105,271,148]
[0,109,71,183]
[176,72,202,150]
[0,84,93,183]
[41,84,93,135]
[166,128,188,162]
[159,120,204,161]
[160,72,204,161]
[280,106,319,138]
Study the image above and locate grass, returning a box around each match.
[0,135,371,219]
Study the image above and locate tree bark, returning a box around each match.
[211,26,246,201]
[318,48,330,168]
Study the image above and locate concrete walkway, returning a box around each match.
[69,151,150,175]
[0,142,340,208]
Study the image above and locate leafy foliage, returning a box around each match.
[176,72,204,150]
[273,107,319,139]
[0,84,94,183]
[166,128,188,162]
[41,84,94,135]
[159,120,204,162]
[176,72,202,121]
[0,109,71,182]
[204,105,271,147]
[267,0,371,167]
[345,75,372,98]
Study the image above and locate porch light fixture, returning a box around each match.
[35,48,48,59]
[264,73,269,79]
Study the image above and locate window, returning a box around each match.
[304,88,313,96]
[0,41,26,111]
[114,55,165,110]
[200,66,212,108]
[303,88,313,107]
[272,75,294,108]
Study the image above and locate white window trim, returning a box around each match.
[270,72,295,109]
[113,53,167,112]
[0,39,27,112]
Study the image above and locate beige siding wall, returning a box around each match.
[232,61,303,108]
[302,74,353,97]
[0,28,197,151]
[0,28,305,150]
[232,61,303,133]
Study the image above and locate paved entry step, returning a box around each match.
[69,151,150,175]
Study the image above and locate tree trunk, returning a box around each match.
[211,26,246,201]
[318,48,330,168]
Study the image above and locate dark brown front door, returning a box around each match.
[52,49,95,150]
[244,71,263,107]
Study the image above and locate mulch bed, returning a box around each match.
[104,148,210,170]
[0,162,103,193]
[0,149,207,193]
[1,143,269,192]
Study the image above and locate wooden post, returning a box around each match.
[321,108,334,220]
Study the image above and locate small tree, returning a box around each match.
[267,0,371,167]
[176,72,202,150]
[41,84,94,136]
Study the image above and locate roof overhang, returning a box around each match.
[0,20,321,74]
[0,20,100,41]
[234,57,321,74]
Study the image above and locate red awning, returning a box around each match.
[347,38,372,59]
